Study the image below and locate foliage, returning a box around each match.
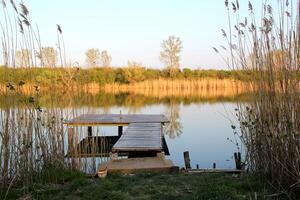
[0,66,254,86]
[123,61,145,83]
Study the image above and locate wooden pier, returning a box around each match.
[65,114,174,174]
[112,122,163,152]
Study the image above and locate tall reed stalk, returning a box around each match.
[0,1,78,198]
[217,0,300,197]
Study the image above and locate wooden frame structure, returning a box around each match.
[65,114,169,157]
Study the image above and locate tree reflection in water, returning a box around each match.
[164,100,182,139]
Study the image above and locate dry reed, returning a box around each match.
[219,0,300,197]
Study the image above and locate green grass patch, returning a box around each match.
[2,171,285,200]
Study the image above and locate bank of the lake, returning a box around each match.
[0,67,252,93]
[2,170,274,200]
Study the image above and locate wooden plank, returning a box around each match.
[65,114,169,126]
[98,156,175,175]
[186,169,245,174]
[112,122,162,152]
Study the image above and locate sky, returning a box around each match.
[1,0,291,69]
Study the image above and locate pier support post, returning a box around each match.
[68,127,74,153]
[118,126,123,137]
[88,126,92,137]
[234,152,242,170]
[110,152,118,160]
[68,126,78,168]
[183,151,191,169]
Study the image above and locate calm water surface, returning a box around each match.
[1,92,244,173]
[75,102,239,170]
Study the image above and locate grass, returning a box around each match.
[3,171,276,200]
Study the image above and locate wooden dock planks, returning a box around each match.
[98,156,175,175]
[112,123,163,152]
[65,114,169,126]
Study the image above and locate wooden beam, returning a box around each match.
[183,151,191,169]
[88,126,92,137]
[118,126,123,137]
[234,152,242,170]
[68,127,74,151]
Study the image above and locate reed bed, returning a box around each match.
[0,104,66,190]
[0,77,251,99]
[103,78,249,97]
[220,0,300,197]
[0,1,107,198]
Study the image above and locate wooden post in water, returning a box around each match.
[88,126,92,137]
[183,151,191,169]
[118,126,123,137]
[234,152,242,170]
[68,127,74,153]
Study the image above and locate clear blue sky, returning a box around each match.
[2,0,289,69]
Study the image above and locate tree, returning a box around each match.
[38,47,57,67]
[15,49,30,67]
[160,36,183,78]
[85,48,100,67]
[100,50,112,68]
[123,61,145,83]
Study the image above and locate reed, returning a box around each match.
[219,0,300,197]
[103,78,248,98]
[0,2,94,198]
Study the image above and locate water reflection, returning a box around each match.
[164,100,182,139]
[0,91,251,109]
[0,90,249,176]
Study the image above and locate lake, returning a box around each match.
[0,91,248,174]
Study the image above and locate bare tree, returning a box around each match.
[85,48,100,67]
[38,47,57,68]
[15,49,30,67]
[160,36,183,77]
[100,50,112,68]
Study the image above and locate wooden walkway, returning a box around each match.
[112,123,162,152]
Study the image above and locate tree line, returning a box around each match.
[0,66,252,87]
[13,36,183,77]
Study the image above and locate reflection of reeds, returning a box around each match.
[0,89,251,109]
